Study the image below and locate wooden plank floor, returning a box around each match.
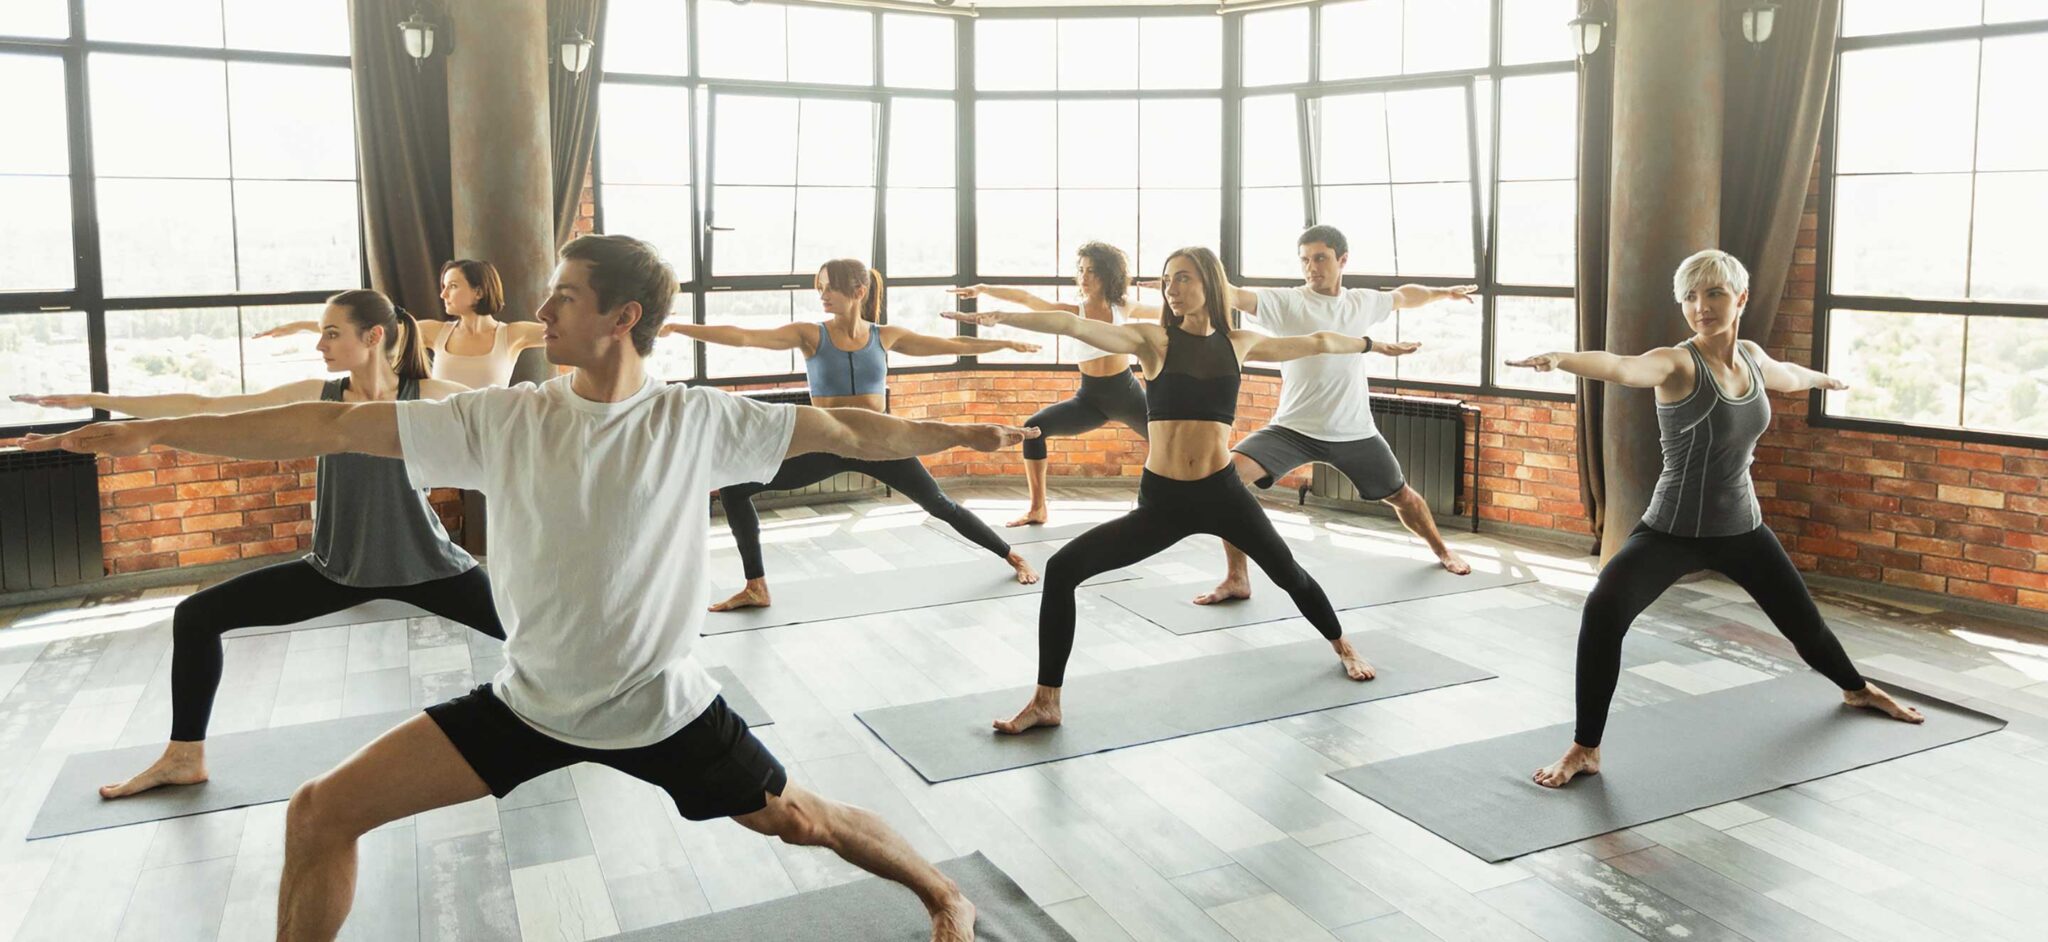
[1,481,2044,941]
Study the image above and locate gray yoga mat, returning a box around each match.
[1327,672,2006,862]
[610,851,1072,941]
[28,671,774,840]
[1100,555,1537,635]
[858,636,1492,783]
[928,517,1111,546]
[704,542,1136,635]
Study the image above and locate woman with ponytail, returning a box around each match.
[658,258,1044,611]
[255,259,546,388]
[11,288,504,799]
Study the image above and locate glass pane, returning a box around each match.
[884,286,958,368]
[97,178,236,297]
[233,180,360,293]
[1317,93,1391,186]
[1831,173,1971,298]
[603,0,690,76]
[1501,0,1578,65]
[1391,296,1481,385]
[792,186,874,271]
[223,0,347,55]
[1321,0,1401,81]
[87,0,221,47]
[713,95,797,186]
[229,64,355,180]
[1842,0,1981,36]
[1403,0,1489,74]
[0,1,67,38]
[1495,180,1574,286]
[645,295,696,381]
[885,188,954,277]
[1823,309,1965,427]
[1058,17,1137,91]
[1140,16,1221,89]
[1392,182,1474,276]
[599,85,690,187]
[704,291,796,379]
[1059,100,1137,188]
[1977,35,2048,172]
[1314,185,1398,273]
[1385,86,1469,182]
[884,14,954,90]
[1837,43,1978,174]
[91,55,230,179]
[1986,0,2048,24]
[0,313,91,427]
[711,185,795,276]
[796,99,875,187]
[0,177,72,293]
[699,0,785,82]
[789,6,871,86]
[595,184,695,284]
[1498,72,1577,180]
[889,98,955,189]
[1963,315,2048,435]
[1240,186,1307,277]
[976,18,1055,91]
[976,188,1057,275]
[1057,189,1137,268]
[1140,99,1220,189]
[1970,171,2048,301]
[1240,95,1301,188]
[977,100,1056,188]
[1242,7,1309,87]
[106,307,243,397]
[1139,189,1218,278]
[0,55,68,175]
[242,304,332,392]
[1493,296,1576,392]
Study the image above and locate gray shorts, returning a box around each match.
[1232,426,1407,501]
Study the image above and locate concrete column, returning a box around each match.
[1600,0,1724,560]
[448,0,555,386]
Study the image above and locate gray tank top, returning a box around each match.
[305,377,477,587]
[1641,340,1770,538]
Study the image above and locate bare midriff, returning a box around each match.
[810,392,888,413]
[1142,420,1232,480]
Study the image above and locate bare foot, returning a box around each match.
[1332,637,1376,681]
[710,581,771,612]
[1438,549,1472,576]
[1533,743,1600,788]
[929,889,977,942]
[994,688,1061,735]
[1844,683,1925,724]
[1005,508,1047,528]
[1007,552,1040,585]
[100,741,208,799]
[1192,575,1251,606]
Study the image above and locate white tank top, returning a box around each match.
[1058,304,1126,363]
[431,320,518,389]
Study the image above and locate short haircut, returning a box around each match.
[1298,225,1349,258]
[558,234,677,356]
[438,259,506,317]
[1671,249,1750,302]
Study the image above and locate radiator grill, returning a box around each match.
[1307,394,1478,531]
[0,448,105,592]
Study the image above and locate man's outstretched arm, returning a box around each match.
[21,401,401,461]
[786,406,1038,462]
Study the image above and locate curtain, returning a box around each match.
[349,0,453,318]
[1573,9,1616,551]
[549,0,607,248]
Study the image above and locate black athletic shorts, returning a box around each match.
[426,684,787,821]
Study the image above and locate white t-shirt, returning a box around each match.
[396,374,796,748]
[1251,286,1396,441]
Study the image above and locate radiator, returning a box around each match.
[0,447,106,592]
[1305,393,1479,533]
[726,388,886,501]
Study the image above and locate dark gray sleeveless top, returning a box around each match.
[305,377,476,587]
[1641,341,1770,538]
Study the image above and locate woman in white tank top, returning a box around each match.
[251,259,545,389]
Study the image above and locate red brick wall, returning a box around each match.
[91,451,316,575]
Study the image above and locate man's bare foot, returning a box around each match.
[100,741,208,799]
[1007,552,1040,585]
[1437,549,1472,576]
[710,581,771,612]
[1332,637,1375,681]
[994,687,1061,735]
[1844,683,1925,723]
[929,890,977,942]
[1005,508,1047,528]
[1192,575,1251,605]
[1533,743,1600,788]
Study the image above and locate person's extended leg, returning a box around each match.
[1012,395,1110,527]
[1192,452,1277,605]
[713,452,845,610]
[384,565,505,641]
[1378,485,1471,574]
[277,714,491,940]
[860,457,1038,584]
[735,784,975,941]
[1205,475,1373,680]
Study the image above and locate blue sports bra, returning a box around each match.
[804,321,888,397]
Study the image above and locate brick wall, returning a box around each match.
[91,451,316,575]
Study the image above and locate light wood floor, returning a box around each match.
[1,481,2045,942]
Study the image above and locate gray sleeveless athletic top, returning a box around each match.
[305,377,476,587]
[1641,340,1770,538]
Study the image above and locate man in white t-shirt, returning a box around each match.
[1195,225,1478,605]
[29,235,1034,942]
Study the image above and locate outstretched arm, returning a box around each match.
[503,320,550,354]
[948,285,1078,314]
[1505,348,1684,389]
[880,325,1039,357]
[11,379,327,419]
[22,400,402,461]
[1244,331,1378,364]
[1392,284,1478,310]
[785,406,1038,462]
[658,322,810,350]
[941,310,1150,355]
[249,320,322,340]
[1743,340,1848,393]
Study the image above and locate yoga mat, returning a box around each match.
[608,852,1073,941]
[858,636,1492,783]
[222,598,430,638]
[1326,672,2006,862]
[704,542,1137,635]
[1099,556,1536,635]
[928,518,1109,546]
[708,666,774,728]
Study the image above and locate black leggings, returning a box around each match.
[719,452,1011,581]
[1573,522,1865,747]
[169,560,504,742]
[1021,370,1150,461]
[1035,466,1343,686]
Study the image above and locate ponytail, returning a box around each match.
[817,258,886,324]
[328,289,430,382]
[391,307,431,381]
[865,268,886,324]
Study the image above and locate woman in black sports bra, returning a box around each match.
[946,246,1380,734]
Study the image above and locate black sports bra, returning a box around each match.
[1145,320,1240,424]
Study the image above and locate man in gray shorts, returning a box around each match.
[1196,225,1477,604]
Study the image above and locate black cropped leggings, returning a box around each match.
[1035,466,1344,687]
[1573,522,1865,747]
[170,560,504,742]
[1021,369,1150,461]
[719,452,1011,581]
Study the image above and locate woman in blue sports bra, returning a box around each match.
[659,258,1044,611]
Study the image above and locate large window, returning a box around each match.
[0,0,359,433]
[1819,4,2048,442]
